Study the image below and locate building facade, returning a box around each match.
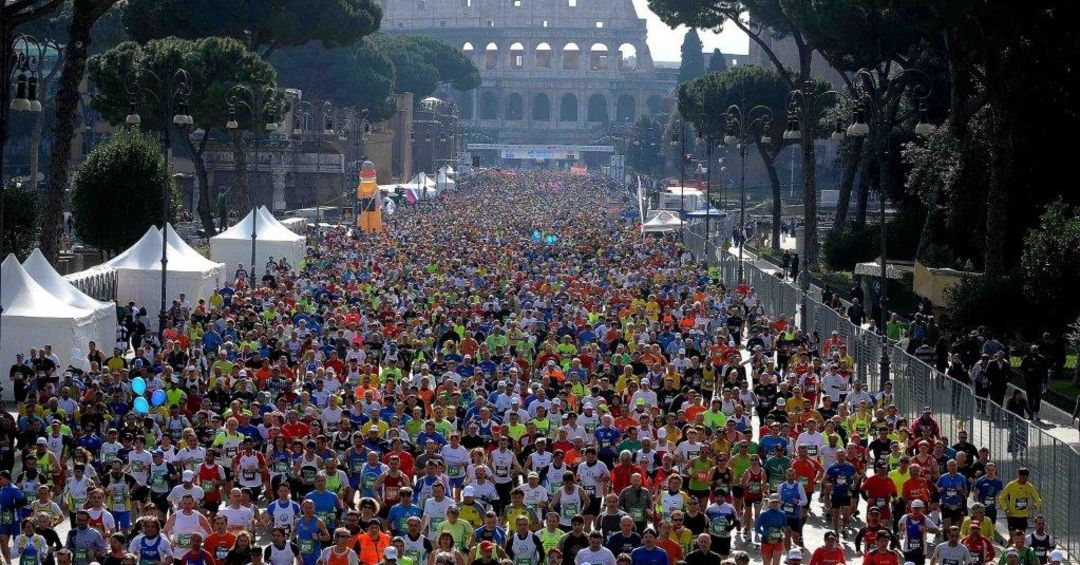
[377,0,678,167]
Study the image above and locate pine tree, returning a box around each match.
[678,30,706,83]
[707,48,728,73]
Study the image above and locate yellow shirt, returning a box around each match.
[888,468,910,495]
[998,480,1042,518]
[959,516,994,538]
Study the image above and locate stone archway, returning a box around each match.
[560,93,578,122]
[532,93,552,121]
[587,93,609,122]
[616,94,636,122]
[506,93,524,120]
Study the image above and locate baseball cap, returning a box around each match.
[383,547,398,560]
[36,437,47,445]
[911,500,925,508]
[182,470,194,481]
[769,493,781,502]
[787,549,804,561]
[1049,550,1063,563]
[462,486,475,497]
[583,402,594,409]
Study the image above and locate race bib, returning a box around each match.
[242,469,257,481]
[298,539,315,555]
[274,461,289,474]
[1016,498,1028,509]
[202,479,215,491]
[448,465,464,478]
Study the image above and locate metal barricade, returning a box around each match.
[730,252,1080,557]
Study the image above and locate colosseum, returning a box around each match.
[377,0,679,168]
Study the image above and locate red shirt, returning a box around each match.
[961,534,995,563]
[792,457,823,490]
[281,421,312,442]
[809,546,846,565]
[862,549,900,565]
[861,475,898,515]
[611,462,647,494]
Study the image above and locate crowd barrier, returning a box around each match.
[705,248,1080,557]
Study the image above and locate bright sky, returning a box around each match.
[632,0,748,62]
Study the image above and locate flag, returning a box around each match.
[405,188,418,204]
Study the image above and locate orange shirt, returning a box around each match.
[809,546,846,565]
[901,477,931,505]
[792,457,823,490]
[204,532,236,563]
[656,538,683,565]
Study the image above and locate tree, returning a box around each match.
[371,35,481,99]
[1,179,42,259]
[121,0,382,58]
[707,48,728,73]
[650,0,821,268]
[270,39,397,122]
[1021,201,1080,330]
[678,30,706,84]
[71,128,176,254]
[87,36,278,235]
[38,0,124,264]
[680,66,834,253]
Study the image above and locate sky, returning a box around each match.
[632,0,748,62]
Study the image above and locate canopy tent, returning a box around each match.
[641,210,685,233]
[209,207,305,273]
[439,165,456,176]
[436,169,456,191]
[1,255,101,400]
[686,206,728,218]
[405,172,439,199]
[106,227,224,325]
[22,249,117,359]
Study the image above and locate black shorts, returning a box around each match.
[715,536,732,556]
[786,517,803,534]
[202,497,221,513]
[132,485,150,503]
[585,496,601,516]
[941,505,965,524]
[830,494,852,508]
[902,548,925,565]
[731,486,744,499]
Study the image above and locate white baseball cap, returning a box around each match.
[787,549,804,561]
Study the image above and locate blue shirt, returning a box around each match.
[387,503,423,536]
[825,463,857,497]
[937,473,967,508]
[304,490,340,528]
[594,427,621,456]
[974,475,1004,509]
[755,508,788,543]
[630,546,669,565]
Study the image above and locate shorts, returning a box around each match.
[1007,516,1029,532]
[0,522,19,536]
[762,541,785,560]
[114,510,132,530]
[902,548,925,565]
[714,536,732,556]
[786,517,803,534]
[132,486,150,503]
[448,476,465,490]
[585,496,601,516]
[744,491,763,505]
[202,497,221,513]
[830,494,852,508]
[731,486,744,499]
[688,488,709,502]
[941,505,965,524]
[222,468,234,481]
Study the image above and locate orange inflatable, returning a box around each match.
[356,160,382,232]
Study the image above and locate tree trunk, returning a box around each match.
[232,132,250,212]
[757,141,784,254]
[39,6,96,263]
[179,131,216,236]
[833,136,864,228]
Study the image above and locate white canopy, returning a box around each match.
[209,207,305,272]
[439,165,456,176]
[686,206,728,218]
[22,249,117,361]
[642,210,685,233]
[106,227,225,325]
[436,169,456,191]
[406,173,439,199]
[1,255,101,400]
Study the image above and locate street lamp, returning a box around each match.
[785,80,843,330]
[721,103,775,282]
[225,84,281,290]
[844,67,934,385]
[2,34,47,348]
[670,119,689,239]
[124,68,193,344]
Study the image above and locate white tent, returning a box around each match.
[209,208,305,273]
[1,255,101,400]
[686,206,728,218]
[107,227,224,324]
[436,169,456,191]
[406,172,439,199]
[22,249,117,360]
[641,210,685,233]
[439,165,456,176]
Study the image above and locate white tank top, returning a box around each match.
[266,543,298,565]
[171,510,207,558]
[402,534,429,565]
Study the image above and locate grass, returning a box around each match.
[1010,354,1078,369]
[1049,380,1080,400]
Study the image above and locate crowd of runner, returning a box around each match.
[0,171,1068,565]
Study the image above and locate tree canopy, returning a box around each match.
[707,49,728,73]
[678,30,706,84]
[270,39,397,122]
[371,34,481,98]
[71,128,177,254]
[121,0,382,57]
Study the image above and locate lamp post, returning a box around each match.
[722,103,775,282]
[224,84,280,291]
[670,119,688,239]
[843,68,934,385]
[783,81,843,330]
[124,68,193,344]
[2,34,46,349]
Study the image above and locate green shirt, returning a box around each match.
[764,455,791,484]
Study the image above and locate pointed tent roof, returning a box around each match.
[257,206,304,239]
[1,254,94,319]
[641,210,685,232]
[215,208,304,242]
[22,249,113,312]
[108,227,218,273]
[686,206,727,218]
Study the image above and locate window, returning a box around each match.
[513,0,521,6]
[596,21,604,28]
[568,0,577,6]
[542,20,549,27]
[464,0,472,6]
[488,20,495,27]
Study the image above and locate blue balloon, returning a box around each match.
[133,397,149,414]
[151,389,167,407]
[131,376,146,395]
